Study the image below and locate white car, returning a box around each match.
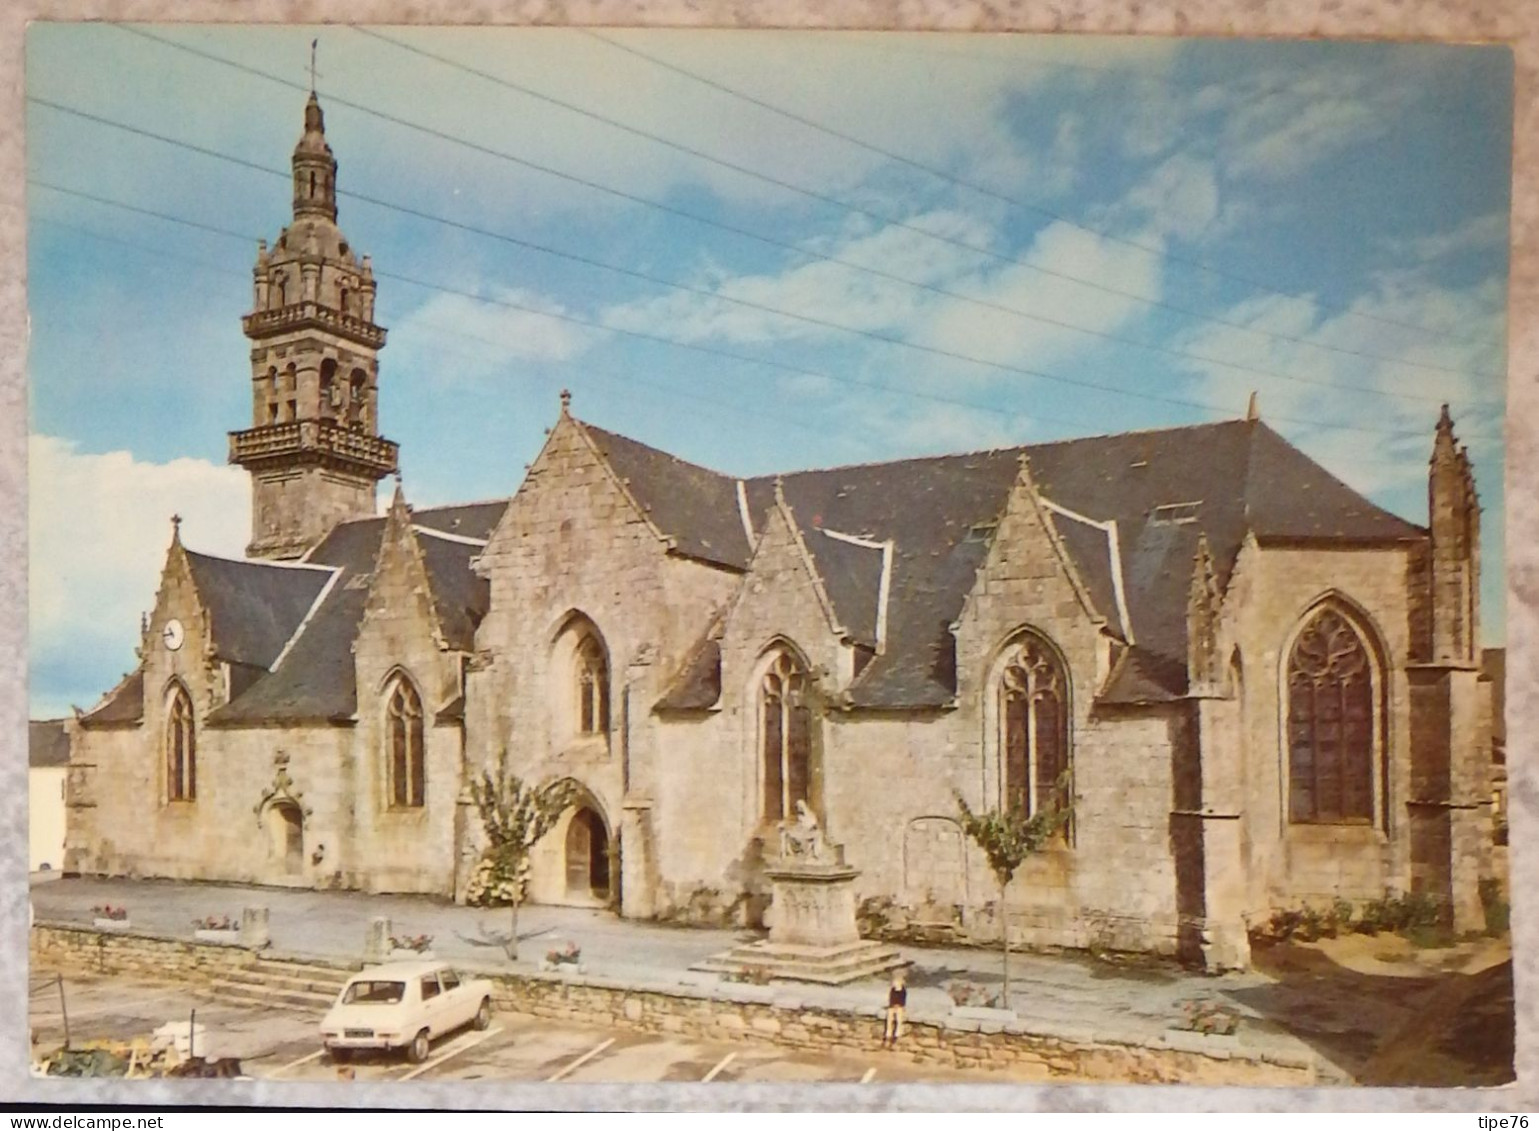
[320,961,494,1063]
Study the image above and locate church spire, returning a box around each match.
[292,89,338,222]
[232,91,396,561]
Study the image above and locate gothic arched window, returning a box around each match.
[575,633,610,737]
[1287,607,1376,823]
[761,651,813,822]
[165,684,196,802]
[998,633,1069,815]
[385,675,425,808]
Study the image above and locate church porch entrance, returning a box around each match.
[564,806,612,904]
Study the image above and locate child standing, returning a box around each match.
[882,969,907,1049]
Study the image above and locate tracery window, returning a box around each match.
[998,633,1069,815]
[1287,608,1376,823]
[385,675,425,808]
[165,684,196,802]
[575,633,610,737]
[761,651,812,822]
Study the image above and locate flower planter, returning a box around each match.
[390,949,435,961]
[93,918,131,931]
[540,959,587,975]
[195,928,243,945]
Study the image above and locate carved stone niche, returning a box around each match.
[254,751,314,823]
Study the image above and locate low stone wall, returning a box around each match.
[31,921,267,980]
[30,923,1314,1086]
[484,974,1313,1085]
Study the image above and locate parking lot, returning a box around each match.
[29,969,1013,1085]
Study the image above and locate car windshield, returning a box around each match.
[341,980,406,1005]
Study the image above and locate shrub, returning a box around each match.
[1252,890,1450,947]
[389,933,433,953]
[1479,878,1510,936]
[191,914,235,931]
[91,904,128,921]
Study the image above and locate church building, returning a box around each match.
[64,94,1502,970]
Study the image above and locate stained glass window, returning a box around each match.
[1287,609,1375,823]
[386,676,425,808]
[165,684,196,802]
[761,652,812,821]
[999,635,1068,816]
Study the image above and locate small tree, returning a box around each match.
[467,750,580,960]
[956,775,1072,1010]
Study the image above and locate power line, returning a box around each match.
[27,95,1498,445]
[29,195,1487,474]
[113,26,1482,412]
[583,28,1495,349]
[27,178,1113,434]
[350,27,1502,385]
[27,206,841,444]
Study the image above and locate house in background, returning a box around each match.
[29,718,69,873]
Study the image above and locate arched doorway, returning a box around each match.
[268,802,304,875]
[564,807,611,902]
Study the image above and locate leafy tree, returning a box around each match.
[466,750,580,960]
[956,775,1072,1009]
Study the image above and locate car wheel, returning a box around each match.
[407,1030,431,1064]
[473,999,492,1031]
[327,1047,352,1065]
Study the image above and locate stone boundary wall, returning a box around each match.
[30,923,1315,1086]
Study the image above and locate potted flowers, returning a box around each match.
[389,933,435,960]
[540,941,584,974]
[92,904,130,930]
[192,914,241,945]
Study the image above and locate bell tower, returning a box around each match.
[230,91,398,561]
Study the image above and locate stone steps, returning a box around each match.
[209,958,356,1014]
[694,939,906,986]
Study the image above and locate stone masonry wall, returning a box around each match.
[948,469,1184,955]
[1223,541,1418,916]
[29,924,1313,1086]
[71,541,365,889]
[468,416,739,916]
[348,506,466,895]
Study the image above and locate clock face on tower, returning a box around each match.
[162,618,185,652]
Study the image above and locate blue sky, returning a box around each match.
[25,25,1512,718]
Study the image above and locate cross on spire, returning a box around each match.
[309,38,319,92]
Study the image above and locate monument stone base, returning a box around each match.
[694,938,905,986]
[694,846,904,985]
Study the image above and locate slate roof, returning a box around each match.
[583,423,752,568]
[29,719,70,768]
[802,529,885,647]
[206,500,506,726]
[184,551,333,668]
[636,417,1424,709]
[79,669,144,727]
[93,415,1425,726]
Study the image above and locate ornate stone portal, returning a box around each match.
[697,815,904,985]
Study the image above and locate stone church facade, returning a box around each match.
[64,95,1502,970]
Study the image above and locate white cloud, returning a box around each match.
[392,286,594,382]
[601,209,992,346]
[1114,154,1223,243]
[1171,277,1505,496]
[601,208,1165,387]
[29,436,249,711]
[1386,212,1509,263]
